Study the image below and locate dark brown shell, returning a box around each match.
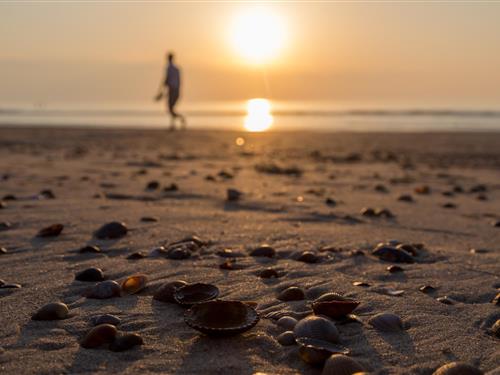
[174,283,219,306]
[37,224,64,237]
[75,267,105,282]
[297,338,350,366]
[491,319,500,338]
[153,280,188,303]
[121,274,147,295]
[184,300,259,336]
[250,245,276,257]
[372,245,414,263]
[312,294,360,319]
[94,221,127,239]
[109,333,143,352]
[258,268,280,279]
[86,280,121,299]
[432,362,483,375]
[297,251,319,263]
[322,354,364,375]
[80,324,118,349]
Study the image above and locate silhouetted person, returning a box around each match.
[155,52,186,130]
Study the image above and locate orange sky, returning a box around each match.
[1,3,500,108]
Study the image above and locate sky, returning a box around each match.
[1,2,500,109]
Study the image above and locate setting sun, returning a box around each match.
[231,7,286,64]
[244,98,273,132]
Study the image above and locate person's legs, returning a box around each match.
[167,88,180,130]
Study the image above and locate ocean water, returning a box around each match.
[1,100,500,132]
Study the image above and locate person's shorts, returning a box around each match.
[168,88,180,110]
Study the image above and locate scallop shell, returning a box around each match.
[184,300,259,336]
[32,302,69,321]
[94,221,127,239]
[250,245,276,258]
[109,333,143,352]
[312,294,360,320]
[75,267,105,282]
[277,331,296,346]
[297,338,350,366]
[153,280,188,303]
[278,287,305,301]
[432,362,483,375]
[322,354,364,375]
[293,316,340,343]
[367,312,403,332]
[174,283,219,306]
[277,316,298,330]
[86,280,121,299]
[80,324,118,348]
[121,275,147,295]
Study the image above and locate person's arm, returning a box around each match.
[154,68,167,101]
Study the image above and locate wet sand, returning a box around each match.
[0,127,499,374]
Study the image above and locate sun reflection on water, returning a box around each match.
[244,98,273,132]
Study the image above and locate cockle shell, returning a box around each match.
[75,267,105,282]
[94,221,127,239]
[37,224,64,237]
[86,280,121,299]
[153,280,188,303]
[312,293,360,319]
[278,287,305,301]
[297,251,319,263]
[277,331,296,346]
[90,314,121,326]
[372,245,414,263]
[121,275,147,295]
[250,245,276,258]
[293,316,340,343]
[277,316,298,330]
[32,302,69,321]
[298,338,350,366]
[80,324,118,348]
[109,333,143,352]
[368,312,403,332]
[432,362,483,375]
[174,283,219,306]
[322,354,364,375]
[184,300,259,336]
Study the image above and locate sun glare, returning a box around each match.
[231,8,286,64]
[244,98,273,132]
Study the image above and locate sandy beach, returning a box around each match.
[0,127,499,374]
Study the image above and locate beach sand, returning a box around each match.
[0,127,499,374]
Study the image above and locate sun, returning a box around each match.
[231,7,286,64]
[244,98,273,132]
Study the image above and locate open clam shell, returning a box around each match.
[121,274,148,295]
[297,337,350,366]
[184,300,259,336]
[312,293,360,320]
[174,283,219,306]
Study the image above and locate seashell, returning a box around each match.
[372,245,414,263]
[250,244,276,258]
[226,188,242,201]
[360,207,376,217]
[219,259,246,270]
[0,247,7,254]
[322,354,364,375]
[170,235,205,247]
[415,185,431,194]
[86,280,121,299]
[109,333,143,352]
[352,281,370,287]
[336,314,363,325]
[217,248,242,258]
[0,282,22,289]
[368,312,403,332]
[259,268,279,279]
[297,251,319,263]
[375,208,394,218]
[387,265,404,273]
[442,202,457,209]
[149,246,168,257]
[469,248,488,254]
[277,331,296,346]
[312,294,360,319]
[420,285,437,294]
[89,314,121,326]
[37,224,64,237]
[39,189,55,199]
[184,300,259,336]
[0,201,6,209]
[163,183,178,192]
[167,247,191,260]
[140,216,159,222]
[492,293,500,305]
[75,267,105,282]
[79,245,101,253]
[121,274,147,295]
[432,362,483,375]
[398,194,414,202]
[277,316,298,330]
[32,302,69,321]
[278,287,305,301]
[127,251,146,259]
[153,280,188,303]
[80,324,118,349]
[146,180,159,190]
[491,319,500,338]
[396,243,418,256]
[298,339,350,366]
[349,250,365,257]
[437,296,455,305]
[94,221,127,239]
[2,194,16,200]
[293,316,340,343]
[174,283,219,306]
[325,198,336,206]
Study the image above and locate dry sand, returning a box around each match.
[0,127,499,374]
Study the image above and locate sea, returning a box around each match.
[1,100,500,132]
